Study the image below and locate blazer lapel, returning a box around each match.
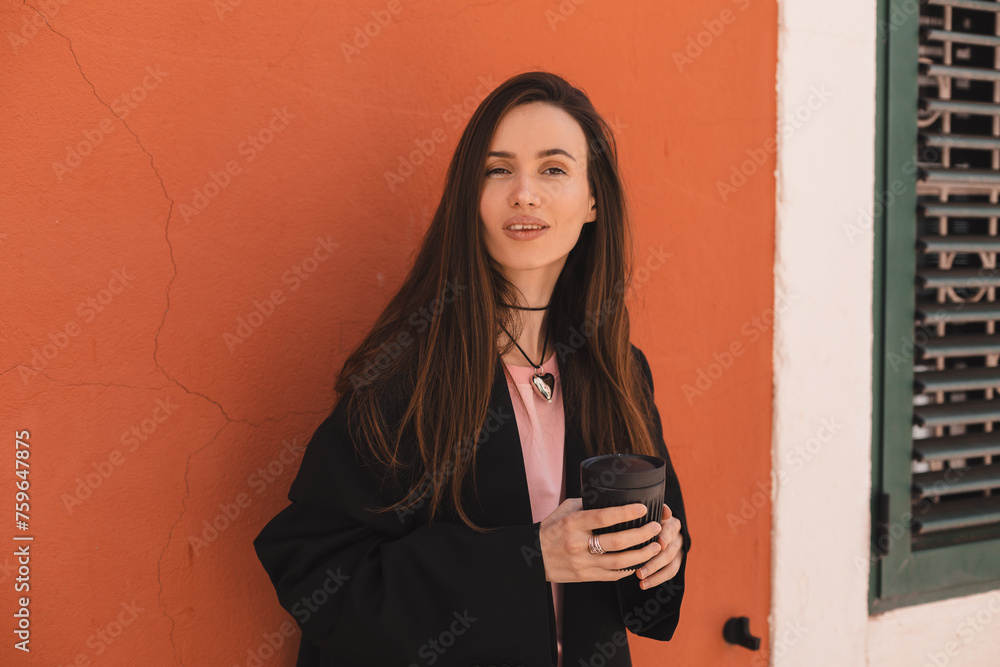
[462,355,535,527]
[469,354,588,526]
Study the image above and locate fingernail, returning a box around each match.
[638,568,647,578]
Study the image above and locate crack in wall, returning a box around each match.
[155,405,326,665]
[24,2,274,429]
[20,370,168,392]
[25,9,331,664]
[156,419,229,666]
[9,366,327,426]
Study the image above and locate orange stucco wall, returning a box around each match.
[0,0,776,664]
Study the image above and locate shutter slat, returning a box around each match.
[920,98,1000,117]
[919,167,1000,186]
[912,496,1000,533]
[914,367,1000,393]
[918,235,1000,252]
[924,28,1000,48]
[917,268,1000,289]
[920,133,1000,150]
[927,0,1000,12]
[916,333,1000,357]
[913,463,1000,497]
[916,299,1000,324]
[913,398,1000,427]
[919,202,1000,217]
[920,62,1000,83]
[914,432,1000,461]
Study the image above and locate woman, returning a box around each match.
[253,71,691,667]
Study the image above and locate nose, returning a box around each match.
[508,172,540,208]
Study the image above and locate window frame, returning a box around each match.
[870,0,1000,613]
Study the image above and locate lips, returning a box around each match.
[502,223,548,241]
[504,216,548,230]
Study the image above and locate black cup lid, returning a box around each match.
[580,454,665,489]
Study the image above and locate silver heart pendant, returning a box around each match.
[531,372,555,401]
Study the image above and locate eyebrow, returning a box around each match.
[486,148,577,163]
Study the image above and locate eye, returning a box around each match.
[544,167,567,175]
[485,166,509,176]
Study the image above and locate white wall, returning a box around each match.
[772,0,1000,665]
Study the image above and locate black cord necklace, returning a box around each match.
[502,304,550,311]
[498,315,555,402]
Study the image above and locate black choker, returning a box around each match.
[501,303,551,311]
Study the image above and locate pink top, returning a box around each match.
[503,351,566,667]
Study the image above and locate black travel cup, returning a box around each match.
[581,454,665,572]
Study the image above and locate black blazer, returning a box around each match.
[253,344,691,667]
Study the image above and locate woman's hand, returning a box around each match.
[633,503,684,589]
[539,498,664,583]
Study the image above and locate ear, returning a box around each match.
[585,194,597,223]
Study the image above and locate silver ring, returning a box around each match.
[588,533,605,555]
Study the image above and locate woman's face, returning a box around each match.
[479,101,597,283]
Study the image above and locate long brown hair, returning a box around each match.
[333,71,657,531]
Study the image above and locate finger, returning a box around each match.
[598,564,639,583]
[592,519,662,553]
[638,549,682,589]
[660,516,682,543]
[590,549,659,583]
[634,542,671,579]
[661,503,672,521]
[585,503,649,531]
[605,540,662,574]
[635,534,681,580]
